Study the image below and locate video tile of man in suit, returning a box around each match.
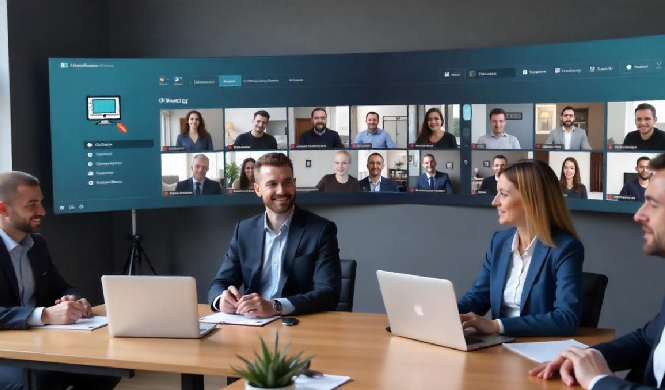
[414,154,453,193]
[359,153,399,192]
[174,154,222,195]
[208,153,342,318]
[479,155,507,195]
[544,107,592,150]
[0,171,119,390]
[530,153,665,389]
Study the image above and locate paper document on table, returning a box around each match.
[295,374,351,390]
[199,312,279,326]
[503,339,588,363]
[39,316,108,331]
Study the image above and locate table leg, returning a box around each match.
[181,373,204,390]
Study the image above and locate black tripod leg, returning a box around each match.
[139,247,157,275]
[128,246,137,276]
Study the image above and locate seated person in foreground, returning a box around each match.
[0,171,119,390]
[560,157,588,199]
[316,150,360,192]
[479,155,507,195]
[359,153,399,192]
[414,154,453,193]
[297,107,344,148]
[530,153,665,390]
[232,157,255,190]
[457,160,584,337]
[233,110,278,149]
[208,153,342,317]
[174,154,222,195]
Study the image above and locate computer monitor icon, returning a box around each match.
[87,96,121,125]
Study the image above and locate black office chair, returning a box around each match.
[336,259,357,312]
[580,272,609,328]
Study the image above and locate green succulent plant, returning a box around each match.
[232,333,314,388]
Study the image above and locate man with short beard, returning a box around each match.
[530,153,665,390]
[0,171,119,390]
[544,106,592,150]
[208,153,341,317]
[297,107,344,148]
[621,156,651,202]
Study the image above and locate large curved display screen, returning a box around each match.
[49,34,665,213]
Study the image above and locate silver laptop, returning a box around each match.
[102,275,216,338]
[377,270,513,351]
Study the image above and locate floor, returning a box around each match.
[114,371,228,390]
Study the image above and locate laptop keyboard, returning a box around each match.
[464,335,484,345]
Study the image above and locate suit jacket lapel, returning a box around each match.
[247,215,266,292]
[491,237,513,318]
[281,207,305,285]
[520,239,550,312]
[0,242,20,303]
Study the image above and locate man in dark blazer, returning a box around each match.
[531,153,665,389]
[208,153,341,317]
[175,154,222,195]
[358,153,399,192]
[415,154,454,193]
[479,155,507,195]
[0,171,118,389]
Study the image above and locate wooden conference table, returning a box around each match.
[0,305,614,390]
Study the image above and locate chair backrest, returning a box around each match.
[580,272,609,328]
[336,259,357,312]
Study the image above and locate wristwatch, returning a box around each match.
[272,300,283,315]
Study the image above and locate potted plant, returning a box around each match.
[225,162,240,188]
[232,333,313,390]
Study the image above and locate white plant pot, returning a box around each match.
[245,382,295,390]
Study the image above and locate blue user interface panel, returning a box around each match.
[49,34,665,213]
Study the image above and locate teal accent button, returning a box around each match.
[463,104,472,121]
[218,75,242,87]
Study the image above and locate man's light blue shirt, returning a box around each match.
[260,210,296,315]
[0,228,44,326]
[354,128,396,148]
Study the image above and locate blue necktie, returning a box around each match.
[195,181,201,195]
[429,177,434,190]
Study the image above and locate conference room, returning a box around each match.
[6,2,665,390]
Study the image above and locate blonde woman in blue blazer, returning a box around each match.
[457,160,584,337]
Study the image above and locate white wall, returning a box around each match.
[162,108,224,149]
[290,150,359,187]
[0,0,10,171]
[607,152,660,194]
[471,104,487,141]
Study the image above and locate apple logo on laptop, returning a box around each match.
[413,305,425,316]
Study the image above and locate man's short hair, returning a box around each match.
[489,108,506,120]
[493,154,508,164]
[367,152,384,163]
[255,153,294,177]
[334,150,352,164]
[311,107,327,118]
[366,111,380,121]
[649,154,665,171]
[192,154,209,164]
[635,103,657,118]
[560,106,575,115]
[0,171,40,203]
[637,156,652,167]
[254,110,270,120]
[423,154,436,162]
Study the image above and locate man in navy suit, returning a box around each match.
[208,153,341,317]
[531,153,665,389]
[359,153,399,192]
[414,154,453,193]
[479,155,507,195]
[175,154,222,195]
[0,171,118,389]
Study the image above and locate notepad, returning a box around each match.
[503,339,588,363]
[199,312,279,327]
[39,316,108,331]
[294,374,351,390]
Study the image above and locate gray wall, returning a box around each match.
[8,0,665,337]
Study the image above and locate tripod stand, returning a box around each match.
[122,210,157,275]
